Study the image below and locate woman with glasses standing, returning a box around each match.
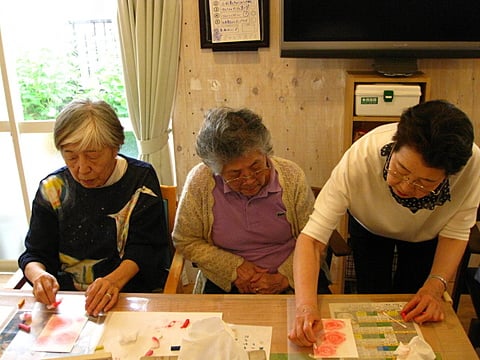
[173,107,331,294]
[289,99,480,347]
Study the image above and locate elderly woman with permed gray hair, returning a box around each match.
[173,107,330,294]
[19,99,171,316]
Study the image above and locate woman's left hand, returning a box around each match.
[85,277,119,316]
[401,283,445,324]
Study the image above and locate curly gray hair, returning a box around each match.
[196,107,273,174]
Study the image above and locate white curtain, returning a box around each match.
[117,0,181,185]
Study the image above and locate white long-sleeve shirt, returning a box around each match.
[303,123,480,244]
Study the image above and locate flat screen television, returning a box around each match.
[281,0,480,75]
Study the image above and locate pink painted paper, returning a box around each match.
[34,314,88,353]
[312,319,358,358]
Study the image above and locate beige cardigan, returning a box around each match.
[172,156,315,292]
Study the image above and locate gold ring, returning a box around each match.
[105,293,112,299]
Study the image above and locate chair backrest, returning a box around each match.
[451,207,480,310]
[160,185,177,234]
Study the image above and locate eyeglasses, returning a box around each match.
[223,167,269,185]
[385,168,447,196]
[384,145,447,196]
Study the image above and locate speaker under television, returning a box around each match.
[281,0,480,76]
[372,58,419,77]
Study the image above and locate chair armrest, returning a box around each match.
[329,230,352,257]
[5,269,28,290]
[163,250,185,294]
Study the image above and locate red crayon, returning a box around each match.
[47,298,63,309]
[18,323,31,333]
[180,318,190,328]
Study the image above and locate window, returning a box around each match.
[0,0,136,261]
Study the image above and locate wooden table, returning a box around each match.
[0,290,477,359]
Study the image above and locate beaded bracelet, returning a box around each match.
[429,274,448,291]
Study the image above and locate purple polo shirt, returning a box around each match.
[211,164,295,273]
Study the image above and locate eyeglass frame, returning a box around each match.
[384,143,448,197]
[222,167,270,185]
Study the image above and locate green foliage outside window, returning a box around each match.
[15,46,138,157]
[121,131,139,159]
[16,49,128,120]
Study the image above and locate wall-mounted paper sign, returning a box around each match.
[199,0,269,51]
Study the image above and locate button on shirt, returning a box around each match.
[211,165,295,273]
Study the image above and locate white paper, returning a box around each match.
[209,0,261,43]
[312,319,358,358]
[229,323,272,359]
[99,312,272,360]
[34,314,88,353]
[100,312,222,359]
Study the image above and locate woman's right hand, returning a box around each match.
[31,271,59,306]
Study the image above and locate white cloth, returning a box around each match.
[303,123,480,244]
[393,336,435,360]
[178,317,249,360]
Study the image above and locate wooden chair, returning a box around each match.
[165,233,351,294]
[163,249,185,294]
[164,186,352,294]
[451,208,480,311]
[160,185,185,294]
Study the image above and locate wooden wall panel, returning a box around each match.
[173,1,480,192]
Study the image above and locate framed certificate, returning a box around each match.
[199,0,269,51]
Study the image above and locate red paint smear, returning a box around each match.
[54,331,77,344]
[47,316,72,328]
[324,330,346,345]
[323,319,345,331]
[151,336,160,348]
[314,343,337,357]
[36,336,49,345]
